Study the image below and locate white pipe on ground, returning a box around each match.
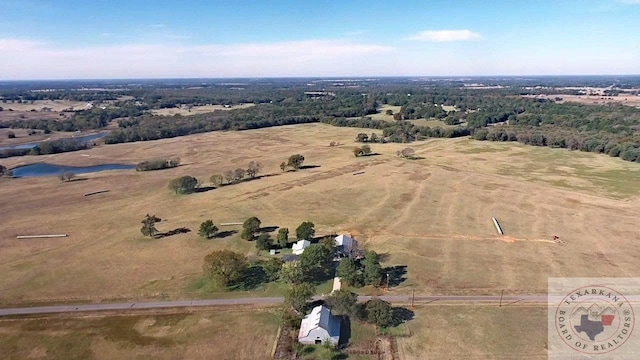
[492,217,504,235]
[17,234,68,239]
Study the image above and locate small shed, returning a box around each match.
[334,234,358,257]
[292,240,311,255]
[298,305,341,346]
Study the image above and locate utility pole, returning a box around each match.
[500,289,504,307]
[411,289,415,309]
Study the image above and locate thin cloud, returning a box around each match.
[149,24,165,28]
[0,38,394,79]
[404,29,481,42]
[618,0,640,4]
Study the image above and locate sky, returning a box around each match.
[0,0,639,79]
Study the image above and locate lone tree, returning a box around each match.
[168,175,198,194]
[355,133,368,142]
[325,290,359,317]
[246,161,262,178]
[203,250,248,287]
[385,109,393,115]
[233,168,246,182]
[361,144,372,156]
[209,174,223,187]
[0,164,6,176]
[353,147,363,157]
[224,170,234,184]
[336,257,363,287]
[263,257,284,281]
[298,244,334,282]
[241,216,262,240]
[364,299,394,328]
[7,131,15,139]
[363,250,382,286]
[397,147,416,159]
[286,154,305,170]
[296,221,315,240]
[198,220,218,239]
[58,172,75,182]
[279,162,287,172]
[285,282,315,314]
[140,214,161,237]
[277,228,289,248]
[256,233,273,251]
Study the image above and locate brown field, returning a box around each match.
[0,308,279,360]
[150,103,255,116]
[0,100,90,112]
[1,124,640,304]
[524,94,640,108]
[398,305,547,359]
[369,105,402,122]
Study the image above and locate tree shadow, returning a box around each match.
[361,152,381,157]
[338,315,352,347]
[67,178,88,182]
[390,307,414,327]
[213,230,237,239]
[383,265,407,287]
[155,227,191,239]
[259,226,279,233]
[299,165,321,170]
[377,252,391,262]
[235,265,267,290]
[194,186,215,193]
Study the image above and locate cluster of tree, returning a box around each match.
[280,154,305,171]
[287,289,403,329]
[353,144,372,157]
[30,139,89,155]
[324,117,471,143]
[135,158,180,171]
[336,251,383,288]
[355,132,384,143]
[473,125,640,163]
[168,175,199,194]
[2,106,144,132]
[210,161,262,186]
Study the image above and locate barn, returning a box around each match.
[298,305,341,346]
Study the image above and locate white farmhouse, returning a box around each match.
[292,239,311,255]
[298,305,341,346]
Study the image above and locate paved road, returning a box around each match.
[0,295,553,317]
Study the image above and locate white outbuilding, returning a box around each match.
[292,240,311,255]
[298,305,341,346]
[334,234,357,257]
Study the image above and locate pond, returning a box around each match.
[0,132,110,151]
[10,162,135,178]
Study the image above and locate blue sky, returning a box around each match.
[1,0,639,79]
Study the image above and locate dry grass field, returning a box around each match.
[150,103,255,116]
[0,100,90,112]
[0,308,279,360]
[1,123,640,304]
[397,305,548,359]
[524,94,640,108]
[369,105,402,122]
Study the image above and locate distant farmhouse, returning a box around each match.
[298,305,341,346]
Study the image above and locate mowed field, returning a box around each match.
[397,305,548,359]
[1,123,640,304]
[0,308,279,360]
[150,103,255,116]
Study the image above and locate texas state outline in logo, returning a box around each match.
[555,285,635,354]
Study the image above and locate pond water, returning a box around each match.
[0,132,110,151]
[10,163,135,178]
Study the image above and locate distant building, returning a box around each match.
[292,240,311,255]
[298,305,341,346]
